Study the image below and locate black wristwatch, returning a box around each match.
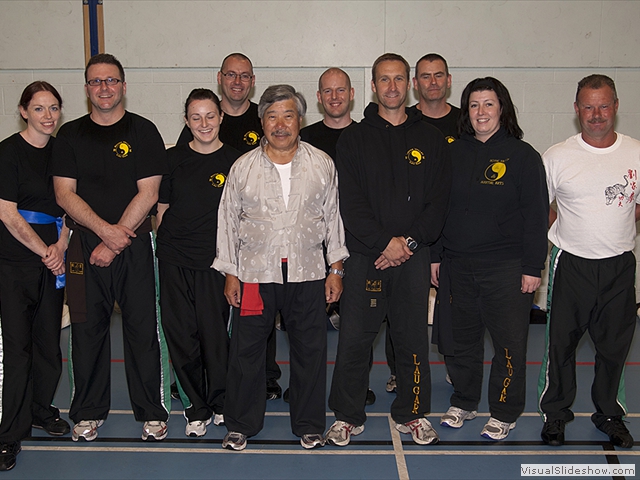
[405,236,418,251]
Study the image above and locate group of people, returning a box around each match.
[0,50,637,471]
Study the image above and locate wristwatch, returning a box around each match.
[405,236,418,251]
[328,268,345,278]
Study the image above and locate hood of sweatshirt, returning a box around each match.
[458,125,510,147]
[361,102,424,130]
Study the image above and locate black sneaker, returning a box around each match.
[0,441,20,471]
[266,378,282,400]
[597,416,634,448]
[365,388,376,405]
[170,382,180,400]
[283,387,290,404]
[32,417,71,436]
[541,419,565,446]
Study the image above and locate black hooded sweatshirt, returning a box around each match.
[434,127,549,277]
[336,102,452,257]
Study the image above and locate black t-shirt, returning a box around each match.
[300,121,351,161]
[51,112,168,225]
[176,102,263,154]
[411,104,461,143]
[156,143,240,269]
[0,133,64,266]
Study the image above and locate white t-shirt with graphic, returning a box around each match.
[544,132,640,259]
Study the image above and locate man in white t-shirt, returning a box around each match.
[538,74,640,449]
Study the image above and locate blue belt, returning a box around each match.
[18,209,65,289]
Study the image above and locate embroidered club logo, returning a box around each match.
[113,141,132,158]
[406,148,424,166]
[210,173,226,188]
[244,131,260,146]
[445,136,456,144]
[484,161,506,181]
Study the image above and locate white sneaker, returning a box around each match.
[324,420,364,447]
[142,420,168,441]
[300,433,325,449]
[396,418,439,445]
[213,414,224,426]
[72,420,104,442]
[222,431,247,451]
[386,375,397,393]
[481,417,516,440]
[185,418,211,437]
[440,406,477,428]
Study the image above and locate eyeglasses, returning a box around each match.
[86,78,123,87]
[220,71,253,82]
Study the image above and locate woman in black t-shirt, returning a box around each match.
[156,89,240,438]
[0,82,71,471]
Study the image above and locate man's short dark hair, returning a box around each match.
[85,53,125,83]
[372,53,410,82]
[415,53,450,77]
[575,74,617,103]
[221,53,254,73]
[318,68,351,92]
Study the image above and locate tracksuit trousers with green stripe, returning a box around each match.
[68,231,170,424]
[538,246,636,428]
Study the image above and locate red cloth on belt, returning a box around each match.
[240,283,264,316]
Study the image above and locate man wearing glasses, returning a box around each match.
[52,53,170,442]
[177,53,282,401]
[176,53,264,154]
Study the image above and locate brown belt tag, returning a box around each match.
[69,262,84,275]
[365,279,381,292]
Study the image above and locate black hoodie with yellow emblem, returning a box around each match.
[336,102,452,257]
[437,126,548,277]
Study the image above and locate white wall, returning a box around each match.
[4,1,639,69]
[2,1,639,149]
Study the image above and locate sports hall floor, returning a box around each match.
[6,313,640,480]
